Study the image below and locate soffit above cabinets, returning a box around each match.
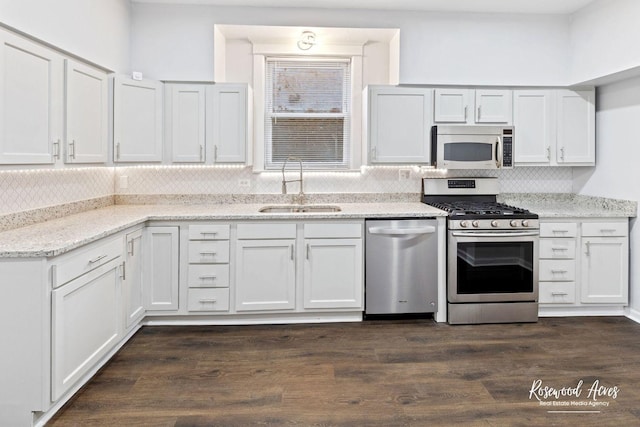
[131,0,597,15]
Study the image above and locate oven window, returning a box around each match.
[456,241,534,294]
[444,143,493,162]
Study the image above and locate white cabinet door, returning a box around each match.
[64,59,108,163]
[123,229,144,330]
[210,83,247,163]
[51,259,122,401]
[113,76,163,162]
[0,31,62,164]
[581,237,628,304]
[367,86,432,164]
[303,238,363,309]
[434,88,472,123]
[556,89,595,165]
[168,84,206,163]
[235,239,296,311]
[143,226,179,311]
[475,89,512,124]
[513,90,555,164]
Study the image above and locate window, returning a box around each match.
[265,58,351,169]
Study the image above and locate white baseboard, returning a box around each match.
[626,307,640,324]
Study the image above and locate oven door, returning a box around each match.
[436,135,501,169]
[448,230,539,303]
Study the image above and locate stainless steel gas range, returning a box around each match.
[422,177,539,324]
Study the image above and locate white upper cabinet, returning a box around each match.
[113,76,163,163]
[65,59,108,164]
[166,83,206,163]
[514,88,595,166]
[0,31,63,164]
[366,86,433,164]
[513,90,556,164]
[434,88,512,124]
[210,83,248,164]
[556,89,595,165]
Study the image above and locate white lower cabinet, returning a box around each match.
[235,227,297,311]
[51,257,122,401]
[123,228,144,330]
[143,226,180,311]
[538,218,629,312]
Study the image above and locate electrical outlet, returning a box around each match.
[398,169,411,181]
[238,179,251,188]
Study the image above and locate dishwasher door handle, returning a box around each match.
[368,226,436,236]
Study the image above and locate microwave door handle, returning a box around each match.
[496,136,502,168]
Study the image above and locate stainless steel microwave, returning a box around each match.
[431,125,514,170]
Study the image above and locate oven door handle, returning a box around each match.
[369,226,436,236]
[451,231,539,238]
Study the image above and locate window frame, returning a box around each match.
[264,57,352,170]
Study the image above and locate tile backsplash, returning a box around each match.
[114,165,574,196]
[0,165,573,216]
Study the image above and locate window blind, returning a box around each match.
[265,58,351,169]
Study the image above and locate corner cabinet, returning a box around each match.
[365,86,432,164]
[514,88,595,166]
[538,218,629,316]
[113,76,163,163]
[123,228,145,330]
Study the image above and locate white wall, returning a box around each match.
[0,0,131,72]
[569,0,640,84]
[131,4,570,85]
[573,76,640,314]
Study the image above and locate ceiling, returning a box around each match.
[131,0,599,15]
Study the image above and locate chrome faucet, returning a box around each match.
[281,156,305,204]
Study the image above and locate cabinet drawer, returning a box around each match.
[304,222,362,239]
[582,222,627,237]
[539,282,576,304]
[188,264,229,288]
[539,239,576,259]
[187,288,230,312]
[539,259,576,281]
[52,236,121,288]
[188,241,229,263]
[539,223,577,238]
[188,224,230,240]
[237,223,296,239]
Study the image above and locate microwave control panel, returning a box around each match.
[502,129,513,168]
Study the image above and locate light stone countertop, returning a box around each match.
[0,202,446,258]
[499,193,637,218]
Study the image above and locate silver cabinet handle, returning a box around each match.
[214,145,218,162]
[53,139,61,160]
[127,239,135,256]
[560,147,565,161]
[200,232,218,237]
[121,261,126,280]
[551,247,568,251]
[552,292,568,296]
[199,275,217,280]
[290,244,294,260]
[306,244,310,259]
[551,269,568,274]
[546,146,551,160]
[464,105,468,121]
[200,144,204,161]
[69,140,76,160]
[477,105,481,121]
[199,299,217,304]
[88,254,108,264]
[585,241,590,256]
[552,229,569,234]
[371,146,377,160]
[600,229,618,233]
[116,142,121,160]
[200,252,217,257]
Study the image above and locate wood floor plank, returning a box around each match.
[48,317,640,426]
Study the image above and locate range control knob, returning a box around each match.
[522,220,530,227]
[472,220,480,228]
[460,220,469,228]
[491,220,499,228]
[510,220,519,227]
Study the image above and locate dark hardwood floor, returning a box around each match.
[48,317,640,426]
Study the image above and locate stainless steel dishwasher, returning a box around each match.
[365,219,438,315]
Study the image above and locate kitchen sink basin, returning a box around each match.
[258,205,342,213]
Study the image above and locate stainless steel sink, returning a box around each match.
[258,205,342,213]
